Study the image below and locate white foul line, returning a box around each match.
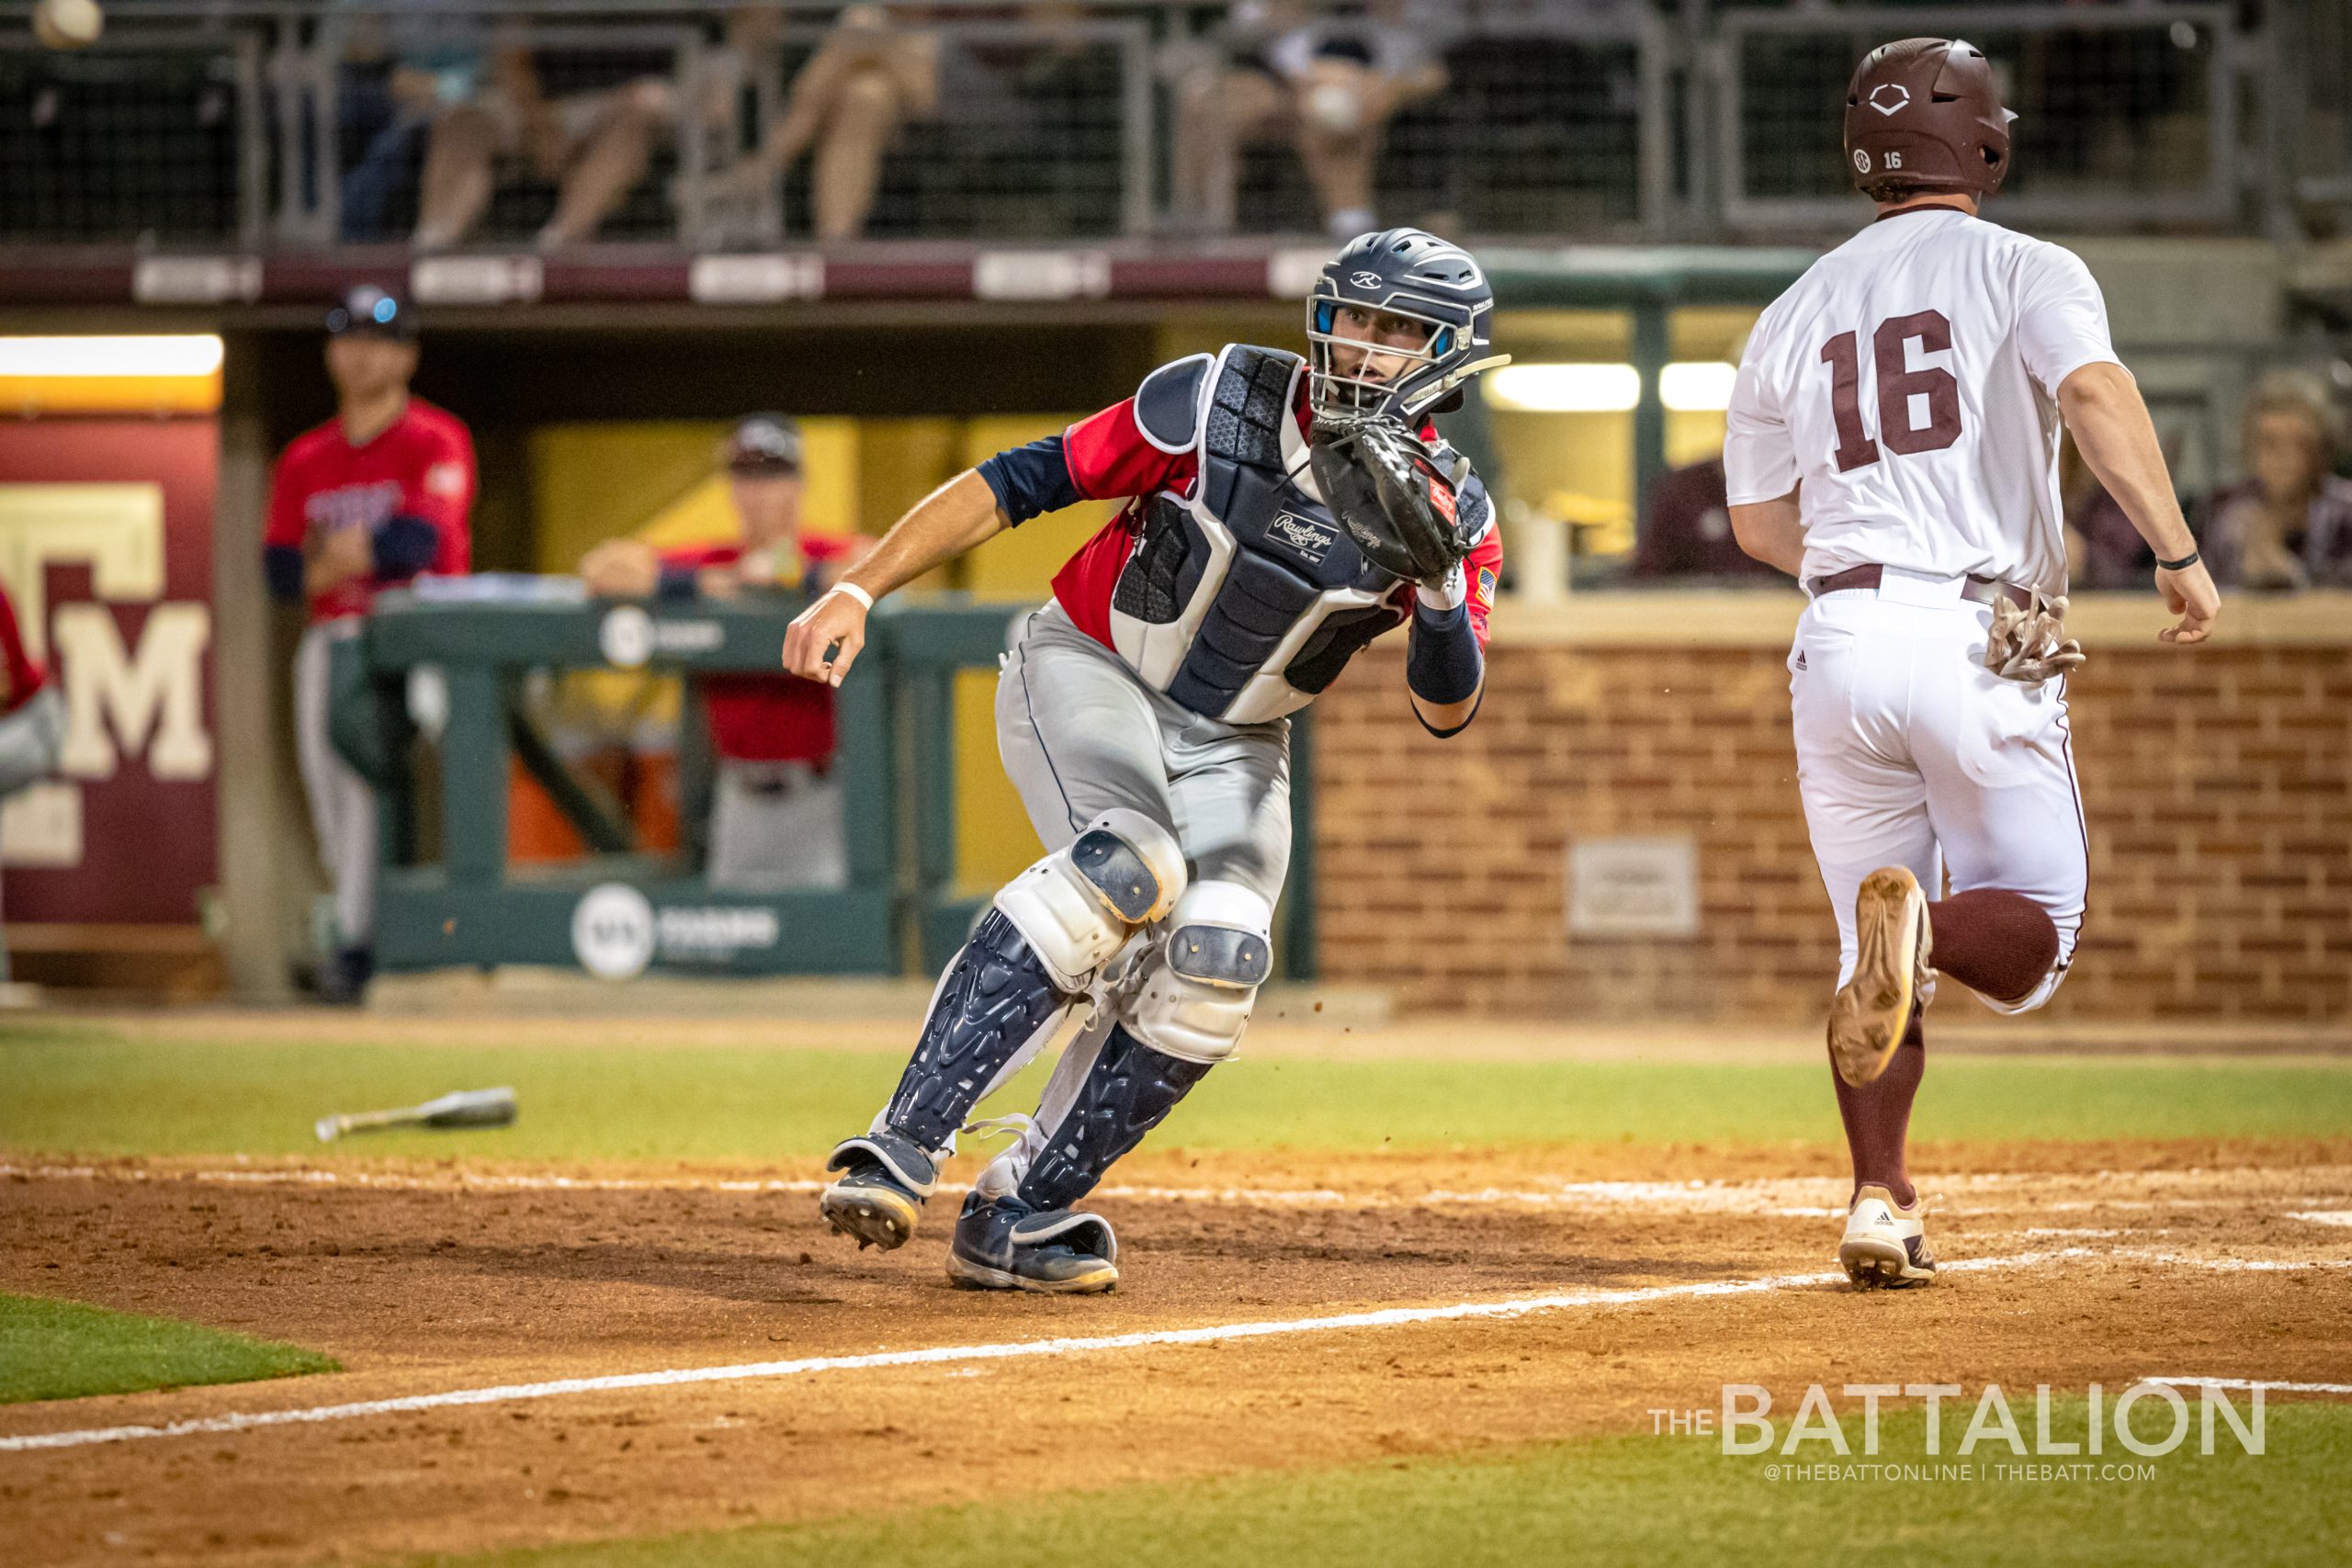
[2143,1376,2352,1395]
[11,1163,2347,1218]
[0,1251,2072,1455]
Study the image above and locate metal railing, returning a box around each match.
[0,1,2342,250]
[1,28,266,245]
[1716,4,2239,232]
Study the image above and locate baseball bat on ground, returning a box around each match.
[314,1087,518,1143]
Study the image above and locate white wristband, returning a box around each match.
[1416,561,1468,614]
[827,581,875,612]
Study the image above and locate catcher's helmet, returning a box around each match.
[1307,228,1505,423]
[1843,38,2015,204]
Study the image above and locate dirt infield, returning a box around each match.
[5,1142,2349,1567]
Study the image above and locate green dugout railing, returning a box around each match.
[336,587,1314,981]
[337,588,894,977]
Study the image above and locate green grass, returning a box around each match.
[4,1024,2347,1162]
[0,1292,339,1404]
[421,1398,2352,1568]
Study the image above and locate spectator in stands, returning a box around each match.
[2200,371,2352,591]
[265,288,476,1002]
[411,24,675,252]
[1631,454,1782,582]
[700,6,941,244]
[578,415,869,888]
[0,581,63,988]
[1171,0,1448,237]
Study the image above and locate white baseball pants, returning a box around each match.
[1789,572,2088,1014]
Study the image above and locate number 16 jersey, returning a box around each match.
[1724,206,2123,596]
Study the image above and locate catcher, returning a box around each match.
[783,227,1508,1292]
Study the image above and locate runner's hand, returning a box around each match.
[2155,559,2219,646]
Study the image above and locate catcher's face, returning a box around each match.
[1326,305,1434,386]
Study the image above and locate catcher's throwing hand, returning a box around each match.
[1309,417,1476,585]
[783,584,872,687]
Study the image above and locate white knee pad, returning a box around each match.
[1125,880,1272,1065]
[994,808,1186,992]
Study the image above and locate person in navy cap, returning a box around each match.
[263,286,476,1002]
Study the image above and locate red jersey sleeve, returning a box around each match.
[263,443,309,550]
[1060,399,1191,502]
[1463,525,1504,649]
[403,411,476,577]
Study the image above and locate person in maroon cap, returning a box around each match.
[579,414,866,888]
[265,286,476,1002]
[1724,37,2218,1291]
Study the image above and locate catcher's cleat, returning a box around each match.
[1828,866,1934,1087]
[819,1132,937,1251]
[1839,1183,1937,1290]
[944,1191,1119,1295]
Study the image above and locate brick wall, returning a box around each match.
[1312,638,2351,1021]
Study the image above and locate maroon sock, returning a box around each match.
[1927,889,2058,1005]
[1833,1009,1923,1207]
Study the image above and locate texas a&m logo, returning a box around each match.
[0,482,211,868]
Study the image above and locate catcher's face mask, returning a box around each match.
[1309,303,1450,419]
[1306,227,1508,423]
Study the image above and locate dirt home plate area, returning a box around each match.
[4,1014,2349,1565]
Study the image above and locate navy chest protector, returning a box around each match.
[1107,345,1406,725]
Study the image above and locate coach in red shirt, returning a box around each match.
[264,286,476,1001]
[580,414,865,888]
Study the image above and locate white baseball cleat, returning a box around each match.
[1827,865,1934,1087]
[1839,1183,1937,1290]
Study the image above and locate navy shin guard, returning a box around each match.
[1016,1024,1211,1213]
[885,909,1073,1151]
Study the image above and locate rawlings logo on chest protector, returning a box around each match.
[1106,344,1412,726]
[1266,512,1338,564]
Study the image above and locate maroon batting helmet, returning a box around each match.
[1843,38,2015,203]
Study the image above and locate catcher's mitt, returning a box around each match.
[1308,417,1476,583]
[1984,591,2086,683]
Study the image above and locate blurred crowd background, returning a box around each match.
[5,1,2351,591]
[3,0,2350,1010]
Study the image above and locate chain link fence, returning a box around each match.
[1721,4,2234,231]
[0,30,261,243]
[0,2,2335,250]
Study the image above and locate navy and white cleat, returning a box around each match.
[1838,1183,1937,1290]
[945,1191,1119,1294]
[819,1132,938,1251]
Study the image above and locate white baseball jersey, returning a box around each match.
[1724,208,2122,595]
